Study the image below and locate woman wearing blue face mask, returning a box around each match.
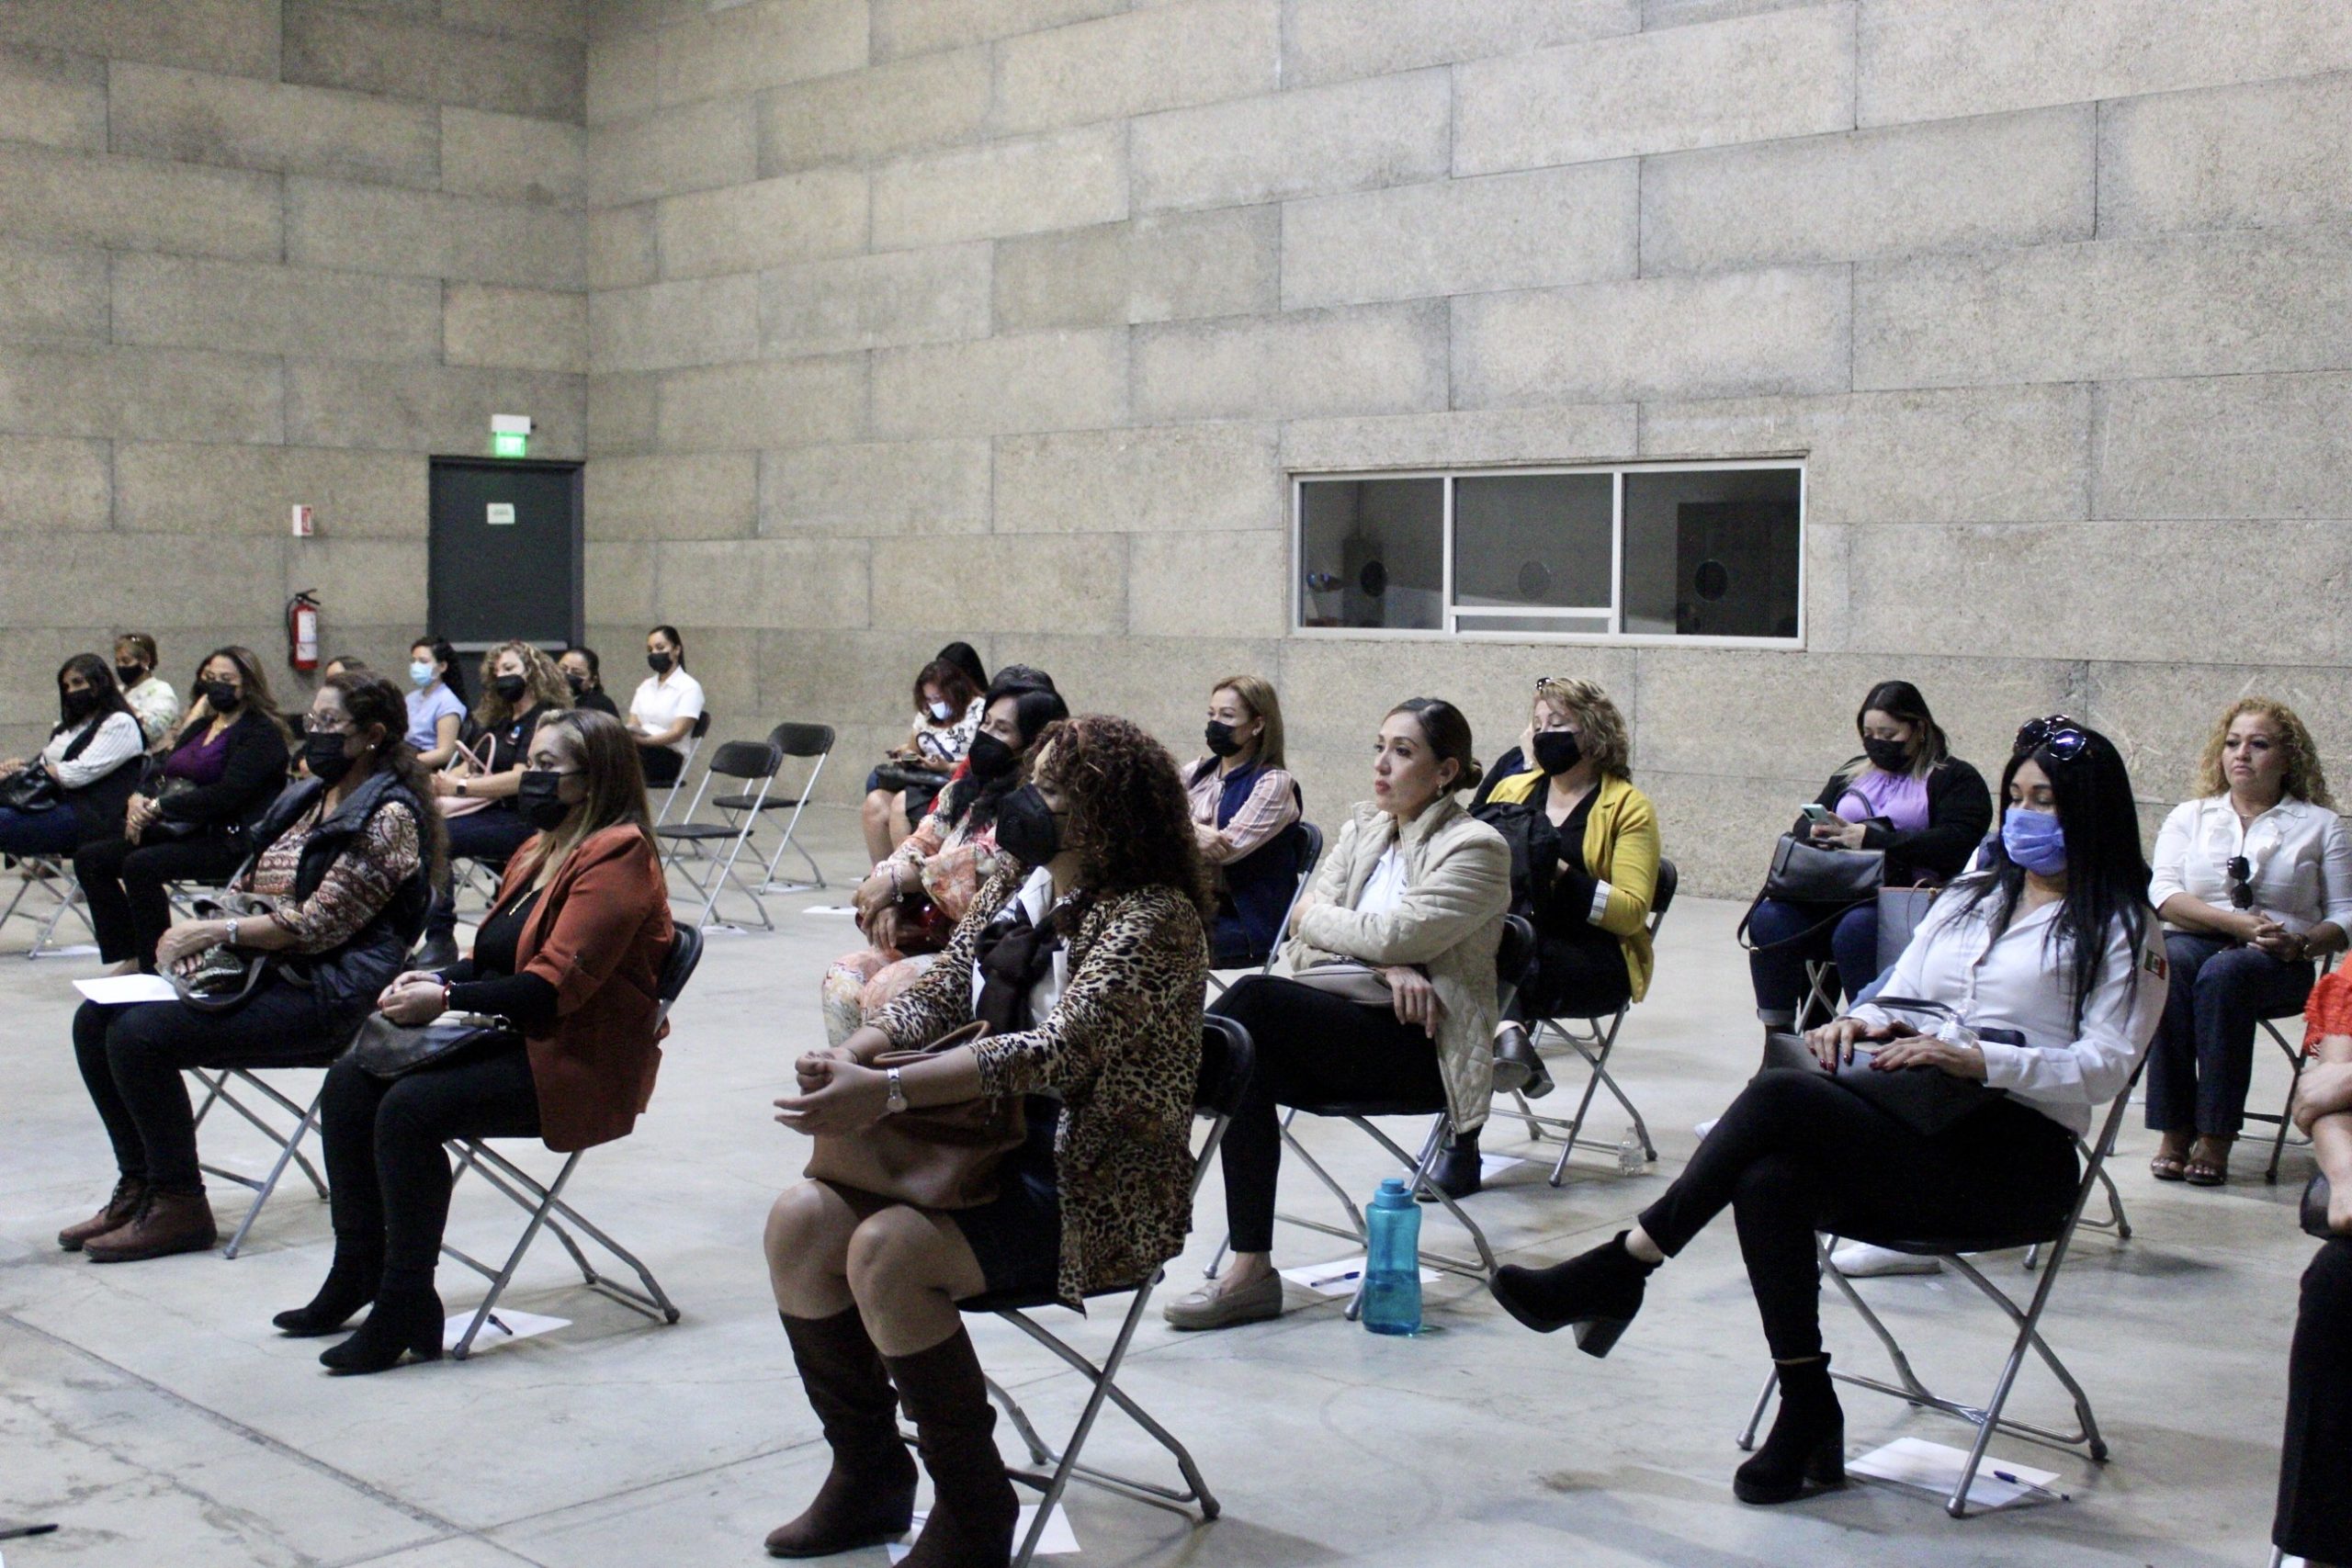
[862,657,985,864]
[1492,716,2166,1509]
[403,637,467,770]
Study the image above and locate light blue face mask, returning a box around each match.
[2001,806,2067,874]
[409,660,435,688]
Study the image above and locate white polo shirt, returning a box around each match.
[628,668,705,755]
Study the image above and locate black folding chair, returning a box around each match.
[707,721,834,895]
[439,924,704,1359]
[186,1061,334,1258]
[947,1016,1251,1567]
[654,739,786,931]
[1205,820,1323,998]
[648,710,712,829]
[0,854,96,957]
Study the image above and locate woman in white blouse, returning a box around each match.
[626,624,705,790]
[1492,716,2165,1510]
[112,633,179,747]
[2143,698,2352,1186]
[0,654,148,858]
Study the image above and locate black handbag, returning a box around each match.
[168,895,277,1012]
[1760,832,1883,905]
[1760,998,2010,1135]
[0,766,61,812]
[345,1011,521,1079]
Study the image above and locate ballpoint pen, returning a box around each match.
[1308,1269,1363,1289]
[1991,1470,2070,1501]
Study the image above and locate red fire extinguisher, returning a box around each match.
[287,590,320,673]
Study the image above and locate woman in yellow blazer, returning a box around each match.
[1473,678,1660,1099]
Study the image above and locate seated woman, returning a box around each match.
[415,640,571,967]
[404,637,468,768]
[2277,976,2352,1566]
[1167,698,1510,1330]
[1747,680,1990,1032]
[821,673,1068,1047]
[279,708,674,1373]
[558,645,620,717]
[627,624,704,790]
[861,655,984,864]
[112,632,180,746]
[74,646,292,975]
[1491,717,2165,1507]
[765,714,1209,1565]
[2144,697,2351,1186]
[59,672,437,1263]
[1186,673,1303,967]
[0,654,148,861]
[1474,678,1659,1100]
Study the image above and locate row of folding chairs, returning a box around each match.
[0,853,97,958]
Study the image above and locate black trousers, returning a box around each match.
[424,808,537,943]
[638,744,683,788]
[74,833,248,968]
[73,989,347,1192]
[2278,1238,2352,1563]
[1636,1070,2078,1360]
[1510,931,1633,1024]
[319,1043,541,1282]
[1208,975,1447,1255]
[2143,931,2313,1137]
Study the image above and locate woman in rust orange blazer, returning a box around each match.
[281,707,675,1374]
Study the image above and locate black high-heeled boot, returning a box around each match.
[1488,1230,1656,1356]
[320,1279,445,1375]
[1733,1355,1846,1505]
[274,1235,384,1337]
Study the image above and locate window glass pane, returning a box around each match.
[1453,612,1611,636]
[1297,478,1442,630]
[1621,468,1802,639]
[1451,473,1613,615]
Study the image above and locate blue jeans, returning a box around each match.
[0,803,84,857]
[1747,897,1880,1023]
[2143,931,2313,1137]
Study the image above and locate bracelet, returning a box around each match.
[225,917,239,948]
[440,983,453,1013]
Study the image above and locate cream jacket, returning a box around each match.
[1275,794,1511,1133]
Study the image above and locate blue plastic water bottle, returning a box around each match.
[1362,1177,1423,1336]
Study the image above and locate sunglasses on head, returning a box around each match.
[2226,854,2255,909]
[2014,714,2092,762]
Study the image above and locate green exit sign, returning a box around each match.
[492,430,527,457]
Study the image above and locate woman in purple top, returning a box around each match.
[1746,681,1992,1030]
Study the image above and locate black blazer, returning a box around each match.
[1806,756,1993,887]
[153,708,290,839]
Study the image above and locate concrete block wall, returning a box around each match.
[0,2,587,755]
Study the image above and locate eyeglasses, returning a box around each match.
[2226,854,2255,909]
[2014,714,2092,762]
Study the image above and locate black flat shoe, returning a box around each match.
[321,1286,445,1375]
[1734,1356,1846,1505]
[1488,1231,1654,1356]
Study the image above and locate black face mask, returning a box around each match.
[1532,728,1583,776]
[647,651,673,675]
[1862,736,1912,773]
[303,730,358,786]
[966,730,1019,783]
[201,679,240,711]
[492,674,529,703]
[115,663,145,690]
[62,688,98,723]
[993,784,1061,866]
[515,769,574,830]
[564,671,590,696]
[1204,719,1246,759]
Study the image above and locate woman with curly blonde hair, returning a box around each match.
[2147,696,2352,1185]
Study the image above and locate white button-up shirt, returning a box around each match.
[1851,886,2169,1137]
[2149,794,2352,937]
[968,866,1068,1025]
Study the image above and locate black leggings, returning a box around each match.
[319,1043,541,1282]
[73,990,346,1192]
[1636,1070,2078,1360]
[2278,1238,2352,1563]
[74,833,249,968]
[1208,975,1447,1255]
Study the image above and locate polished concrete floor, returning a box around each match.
[0,818,2314,1566]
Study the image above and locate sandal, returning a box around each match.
[2149,1152,2188,1182]
[2184,1136,2233,1187]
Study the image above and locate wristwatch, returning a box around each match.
[884,1066,908,1115]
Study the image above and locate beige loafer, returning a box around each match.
[1161,1271,1283,1331]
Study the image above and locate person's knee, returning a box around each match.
[845,1207,939,1303]
[2303,1239,2352,1315]
[102,1008,179,1075]
[373,1077,455,1152]
[766,1180,843,1265]
[1210,974,1274,1030]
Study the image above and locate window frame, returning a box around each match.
[1289,457,1807,649]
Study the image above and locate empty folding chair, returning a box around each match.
[704,721,834,895]
[955,1016,1252,1568]
[649,710,712,829]
[653,739,786,931]
[1205,820,1323,998]
[0,854,97,958]
[1736,1061,2149,1517]
[185,1064,333,1258]
[438,923,703,1359]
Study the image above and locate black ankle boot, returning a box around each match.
[1425,1134,1482,1201]
[1734,1355,1846,1505]
[274,1235,384,1337]
[320,1279,444,1375]
[1488,1230,1655,1356]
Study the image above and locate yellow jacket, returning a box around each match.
[1484,770,1662,1002]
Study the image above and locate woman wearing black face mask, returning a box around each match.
[627,625,704,789]
[75,646,292,976]
[1746,681,1992,1047]
[558,645,619,718]
[413,641,573,969]
[288,708,673,1372]
[111,632,179,745]
[0,654,146,860]
[1473,679,1661,1116]
[1183,674,1302,966]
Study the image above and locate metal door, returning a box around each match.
[427,458,582,650]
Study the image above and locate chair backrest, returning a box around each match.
[1188,1016,1256,1199]
[1497,912,1536,986]
[1256,820,1325,974]
[1649,858,1679,925]
[655,923,704,1019]
[767,720,834,759]
[707,739,783,781]
[688,710,712,740]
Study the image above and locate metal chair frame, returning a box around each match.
[1736,1066,2145,1517]
[945,1018,1251,1568]
[186,1064,332,1258]
[2251,953,2334,1184]
[648,710,713,830]
[438,924,703,1360]
[655,739,785,931]
[709,721,834,895]
[0,854,96,957]
[1204,819,1323,998]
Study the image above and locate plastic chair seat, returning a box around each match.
[1292,1095,1448,1120]
[710,793,805,812]
[959,1278,1148,1315]
[652,823,742,842]
[1840,1224,2069,1258]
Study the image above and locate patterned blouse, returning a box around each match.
[243,798,423,953]
[882,792,1008,924]
[2306,969,2352,1056]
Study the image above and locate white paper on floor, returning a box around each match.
[888,1504,1076,1561]
[1847,1438,2066,1509]
[1278,1255,1442,1298]
[1478,1152,1530,1179]
[441,1308,570,1353]
[801,905,857,915]
[73,975,178,1005]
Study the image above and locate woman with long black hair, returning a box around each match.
[0,654,146,858]
[1491,716,2166,1506]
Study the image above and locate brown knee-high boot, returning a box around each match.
[885,1325,1018,1568]
[766,1308,919,1558]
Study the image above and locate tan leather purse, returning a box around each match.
[803,1021,1028,1210]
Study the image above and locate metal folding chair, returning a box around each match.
[1502,859,1679,1186]
[950,1017,1252,1568]
[707,721,834,894]
[649,710,712,829]
[183,1064,333,1258]
[1205,819,1323,998]
[2253,954,2334,1184]
[654,739,786,931]
[439,923,703,1359]
[1736,1063,2149,1517]
[0,854,97,957]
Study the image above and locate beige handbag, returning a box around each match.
[1289,960,1401,1007]
[803,1021,1028,1211]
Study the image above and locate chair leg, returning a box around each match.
[447,1150,583,1359]
[184,1068,331,1258]
[220,1077,327,1260]
[2271,1050,2308,1185]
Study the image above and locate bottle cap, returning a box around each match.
[1372,1177,1413,1208]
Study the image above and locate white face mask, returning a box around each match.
[409,660,435,688]
[929,700,956,722]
